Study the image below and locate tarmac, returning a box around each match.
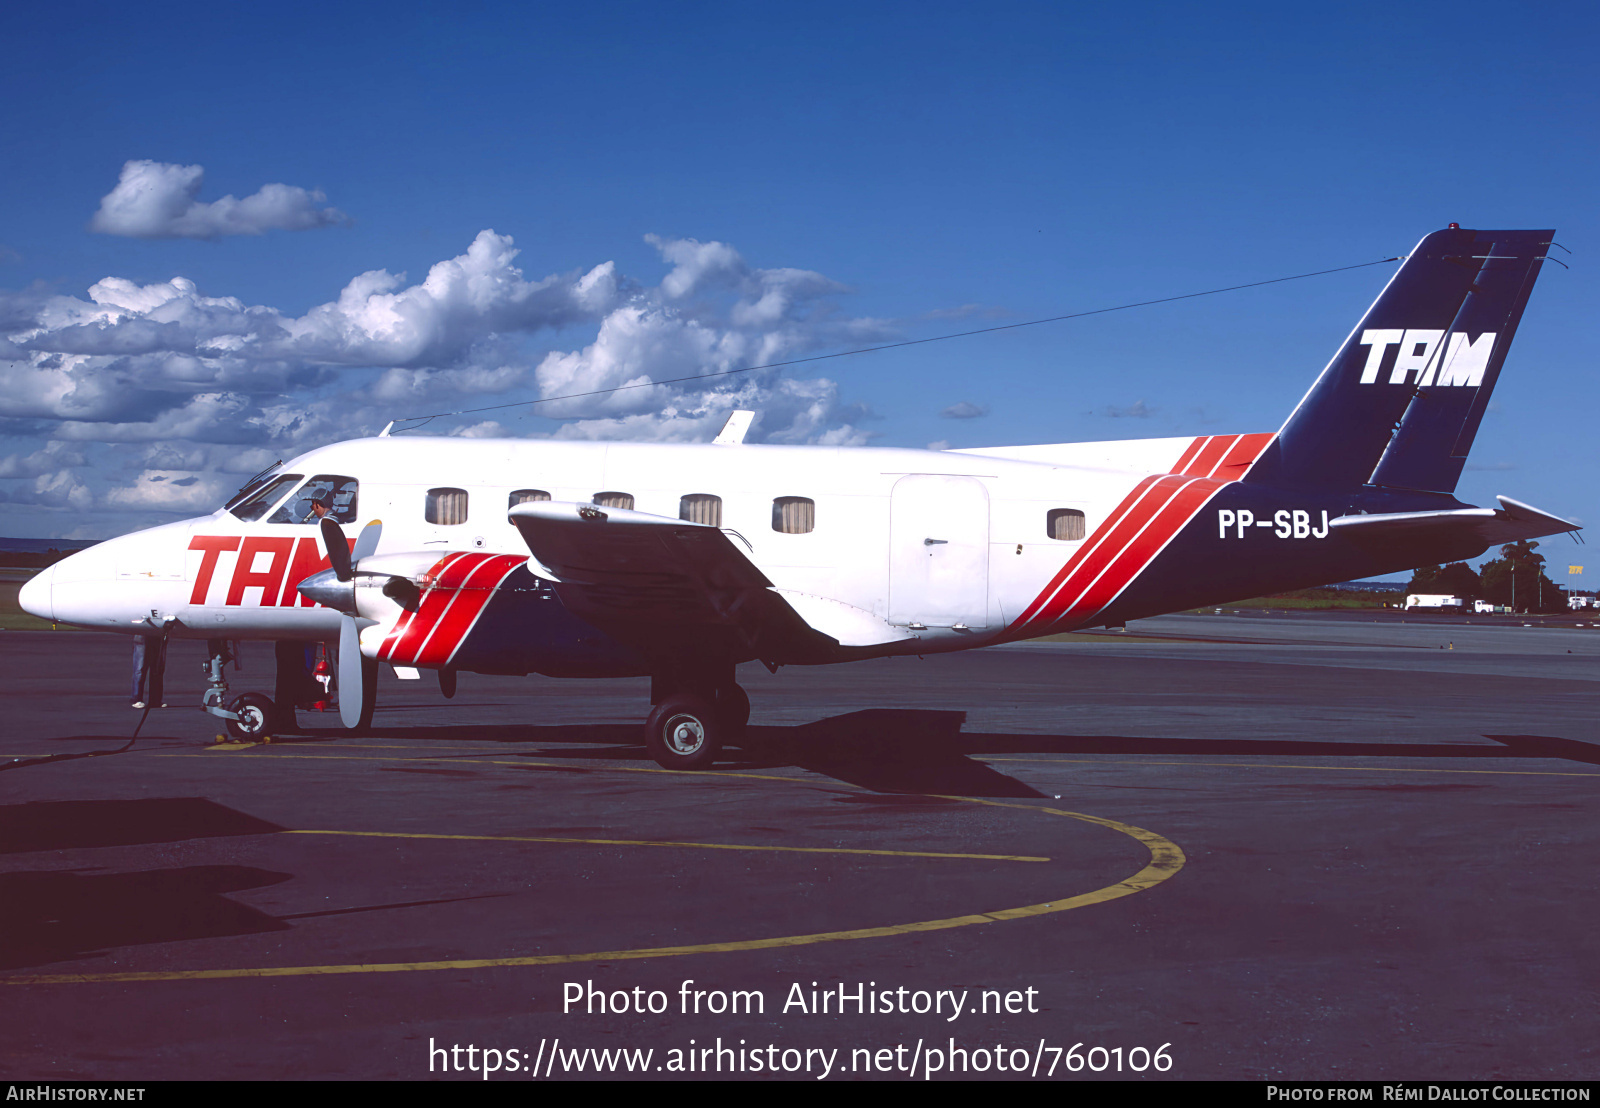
[1,612,1597,1081]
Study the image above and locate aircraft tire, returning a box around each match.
[644,694,722,771]
[716,683,751,732]
[226,693,276,741]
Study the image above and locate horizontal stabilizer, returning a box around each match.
[1328,495,1580,548]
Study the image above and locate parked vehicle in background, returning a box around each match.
[1406,594,1466,610]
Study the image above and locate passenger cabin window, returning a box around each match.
[509,489,551,508]
[229,475,303,522]
[772,496,815,534]
[1047,508,1086,541]
[427,487,469,525]
[679,493,722,527]
[269,475,359,524]
[593,491,634,510]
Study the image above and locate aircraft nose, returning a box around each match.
[18,562,54,622]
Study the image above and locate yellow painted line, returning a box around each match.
[282,827,1047,863]
[981,756,1600,779]
[2,804,1181,985]
[160,749,821,785]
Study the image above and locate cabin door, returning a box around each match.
[888,474,990,629]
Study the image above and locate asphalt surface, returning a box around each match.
[1,613,1597,1082]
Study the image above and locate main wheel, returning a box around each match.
[644,693,722,770]
[226,693,276,741]
[716,683,751,731]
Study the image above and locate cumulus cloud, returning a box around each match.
[0,229,892,532]
[90,160,351,239]
[100,469,226,512]
[940,400,989,419]
[0,440,86,478]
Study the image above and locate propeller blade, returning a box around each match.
[321,516,352,582]
[351,519,383,564]
[338,613,364,729]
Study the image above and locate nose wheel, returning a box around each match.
[225,693,277,741]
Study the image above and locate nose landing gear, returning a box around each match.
[201,639,282,741]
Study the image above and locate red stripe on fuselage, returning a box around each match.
[1168,436,1207,476]
[1029,474,1207,626]
[1011,473,1168,625]
[1004,431,1277,638]
[1185,434,1239,478]
[1212,432,1275,481]
[1043,476,1222,623]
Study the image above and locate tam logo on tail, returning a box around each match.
[1357,329,1496,387]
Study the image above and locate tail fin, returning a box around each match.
[1246,226,1554,494]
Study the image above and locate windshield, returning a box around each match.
[228,474,303,522]
[269,475,359,525]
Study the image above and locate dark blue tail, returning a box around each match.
[1246,226,1555,494]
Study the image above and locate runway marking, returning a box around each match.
[0,798,1183,985]
[282,827,1049,863]
[171,747,1600,781]
[981,757,1600,778]
[161,749,834,785]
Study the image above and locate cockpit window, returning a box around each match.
[268,475,359,524]
[228,475,303,522]
[223,461,285,510]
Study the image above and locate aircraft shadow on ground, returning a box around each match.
[0,797,285,854]
[0,863,508,971]
[290,708,1600,793]
[0,798,515,971]
[0,865,294,970]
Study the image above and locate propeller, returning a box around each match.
[321,516,352,581]
[304,516,384,730]
[338,609,366,729]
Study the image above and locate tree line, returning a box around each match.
[1407,540,1569,613]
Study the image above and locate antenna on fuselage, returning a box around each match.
[713,410,755,445]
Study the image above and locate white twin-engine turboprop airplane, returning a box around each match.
[19,226,1580,769]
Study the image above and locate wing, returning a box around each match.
[508,501,878,666]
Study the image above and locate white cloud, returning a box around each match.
[2,228,890,531]
[0,468,95,511]
[0,440,85,477]
[940,400,989,419]
[100,469,225,512]
[90,160,351,239]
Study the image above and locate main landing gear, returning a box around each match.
[642,670,751,771]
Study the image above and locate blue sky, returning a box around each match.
[1,1,1595,579]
